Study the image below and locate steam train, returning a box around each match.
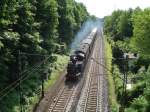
[66,28,97,79]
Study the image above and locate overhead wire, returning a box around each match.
[0,55,50,100]
[0,56,45,95]
[91,57,124,81]
[19,52,51,57]
[0,55,51,100]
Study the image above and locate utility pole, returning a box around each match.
[41,73,44,98]
[125,57,128,106]
[41,56,46,98]
[120,60,126,112]
[122,57,128,111]
[18,50,23,112]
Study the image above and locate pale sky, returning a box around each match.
[75,0,150,18]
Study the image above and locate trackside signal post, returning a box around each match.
[120,53,138,112]
[120,56,128,112]
[91,53,138,112]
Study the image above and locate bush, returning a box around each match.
[125,108,138,112]
[129,96,148,112]
[112,65,123,103]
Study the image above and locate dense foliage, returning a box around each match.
[104,9,133,41]
[104,8,150,111]
[0,0,89,111]
[131,8,150,56]
[104,37,119,112]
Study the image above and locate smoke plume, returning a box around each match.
[70,19,103,52]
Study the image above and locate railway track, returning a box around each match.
[43,30,108,112]
[47,82,77,112]
[76,32,108,112]
[47,39,97,112]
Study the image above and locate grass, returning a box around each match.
[104,36,120,112]
[45,54,69,89]
[28,54,69,111]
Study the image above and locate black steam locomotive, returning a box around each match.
[66,28,97,79]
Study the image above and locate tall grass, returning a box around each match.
[45,54,69,89]
[104,36,119,112]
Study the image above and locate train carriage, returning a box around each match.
[66,28,97,80]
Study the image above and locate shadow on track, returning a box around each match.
[64,74,82,89]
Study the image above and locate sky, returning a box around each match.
[75,0,150,18]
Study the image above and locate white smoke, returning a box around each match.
[70,19,103,52]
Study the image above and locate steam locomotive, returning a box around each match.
[66,28,97,79]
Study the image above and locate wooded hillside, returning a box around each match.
[0,0,90,111]
[104,7,150,112]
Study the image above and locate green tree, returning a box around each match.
[0,0,20,87]
[104,9,133,41]
[104,10,123,41]
[131,8,150,56]
[74,2,88,32]
[57,0,76,45]
[117,9,133,39]
[0,0,90,111]
[36,0,59,54]
[16,0,41,53]
[145,66,150,101]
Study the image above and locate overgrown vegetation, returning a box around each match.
[45,54,69,89]
[0,0,91,111]
[104,7,150,111]
[104,37,119,112]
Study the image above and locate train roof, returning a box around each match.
[92,28,97,33]
[87,28,97,39]
[81,38,92,45]
[73,28,97,55]
[75,43,89,54]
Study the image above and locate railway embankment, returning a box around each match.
[104,36,119,112]
[34,54,69,112]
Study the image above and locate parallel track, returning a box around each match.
[46,30,109,112]
[48,84,77,112]
[76,31,108,112]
